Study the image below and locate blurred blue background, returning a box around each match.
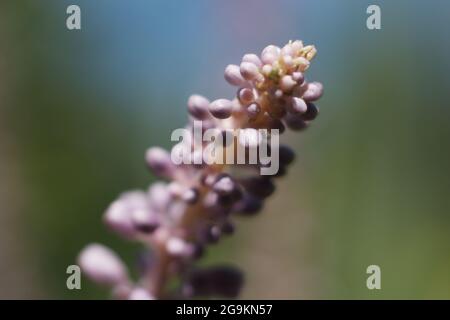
[0,0,449,299]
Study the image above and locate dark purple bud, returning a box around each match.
[192,244,205,260]
[301,102,319,121]
[204,225,221,244]
[221,221,235,235]
[279,145,295,166]
[284,112,308,131]
[241,176,275,198]
[183,265,244,298]
[233,193,263,215]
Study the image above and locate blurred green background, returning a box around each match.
[0,0,449,299]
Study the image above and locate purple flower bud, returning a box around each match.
[187,94,210,120]
[288,97,308,114]
[131,208,159,234]
[104,196,136,238]
[242,53,262,68]
[224,64,247,87]
[301,102,319,121]
[237,88,254,105]
[241,176,275,198]
[182,188,199,204]
[112,283,133,300]
[183,266,244,298]
[279,145,296,166]
[203,225,221,244]
[281,43,294,57]
[166,237,192,257]
[291,40,304,52]
[221,221,235,235]
[78,244,128,286]
[261,45,280,64]
[203,191,232,216]
[209,99,233,119]
[293,82,308,97]
[240,62,260,81]
[274,89,284,99]
[192,244,205,259]
[302,82,323,101]
[145,147,175,178]
[246,103,261,119]
[201,173,218,187]
[234,193,263,215]
[284,112,308,131]
[281,55,294,68]
[280,75,297,92]
[292,71,304,84]
[148,182,171,212]
[261,64,273,76]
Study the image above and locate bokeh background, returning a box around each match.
[0,0,449,299]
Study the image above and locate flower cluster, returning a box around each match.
[78,40,323,299]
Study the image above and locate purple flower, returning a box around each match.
[79,40,323,299]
